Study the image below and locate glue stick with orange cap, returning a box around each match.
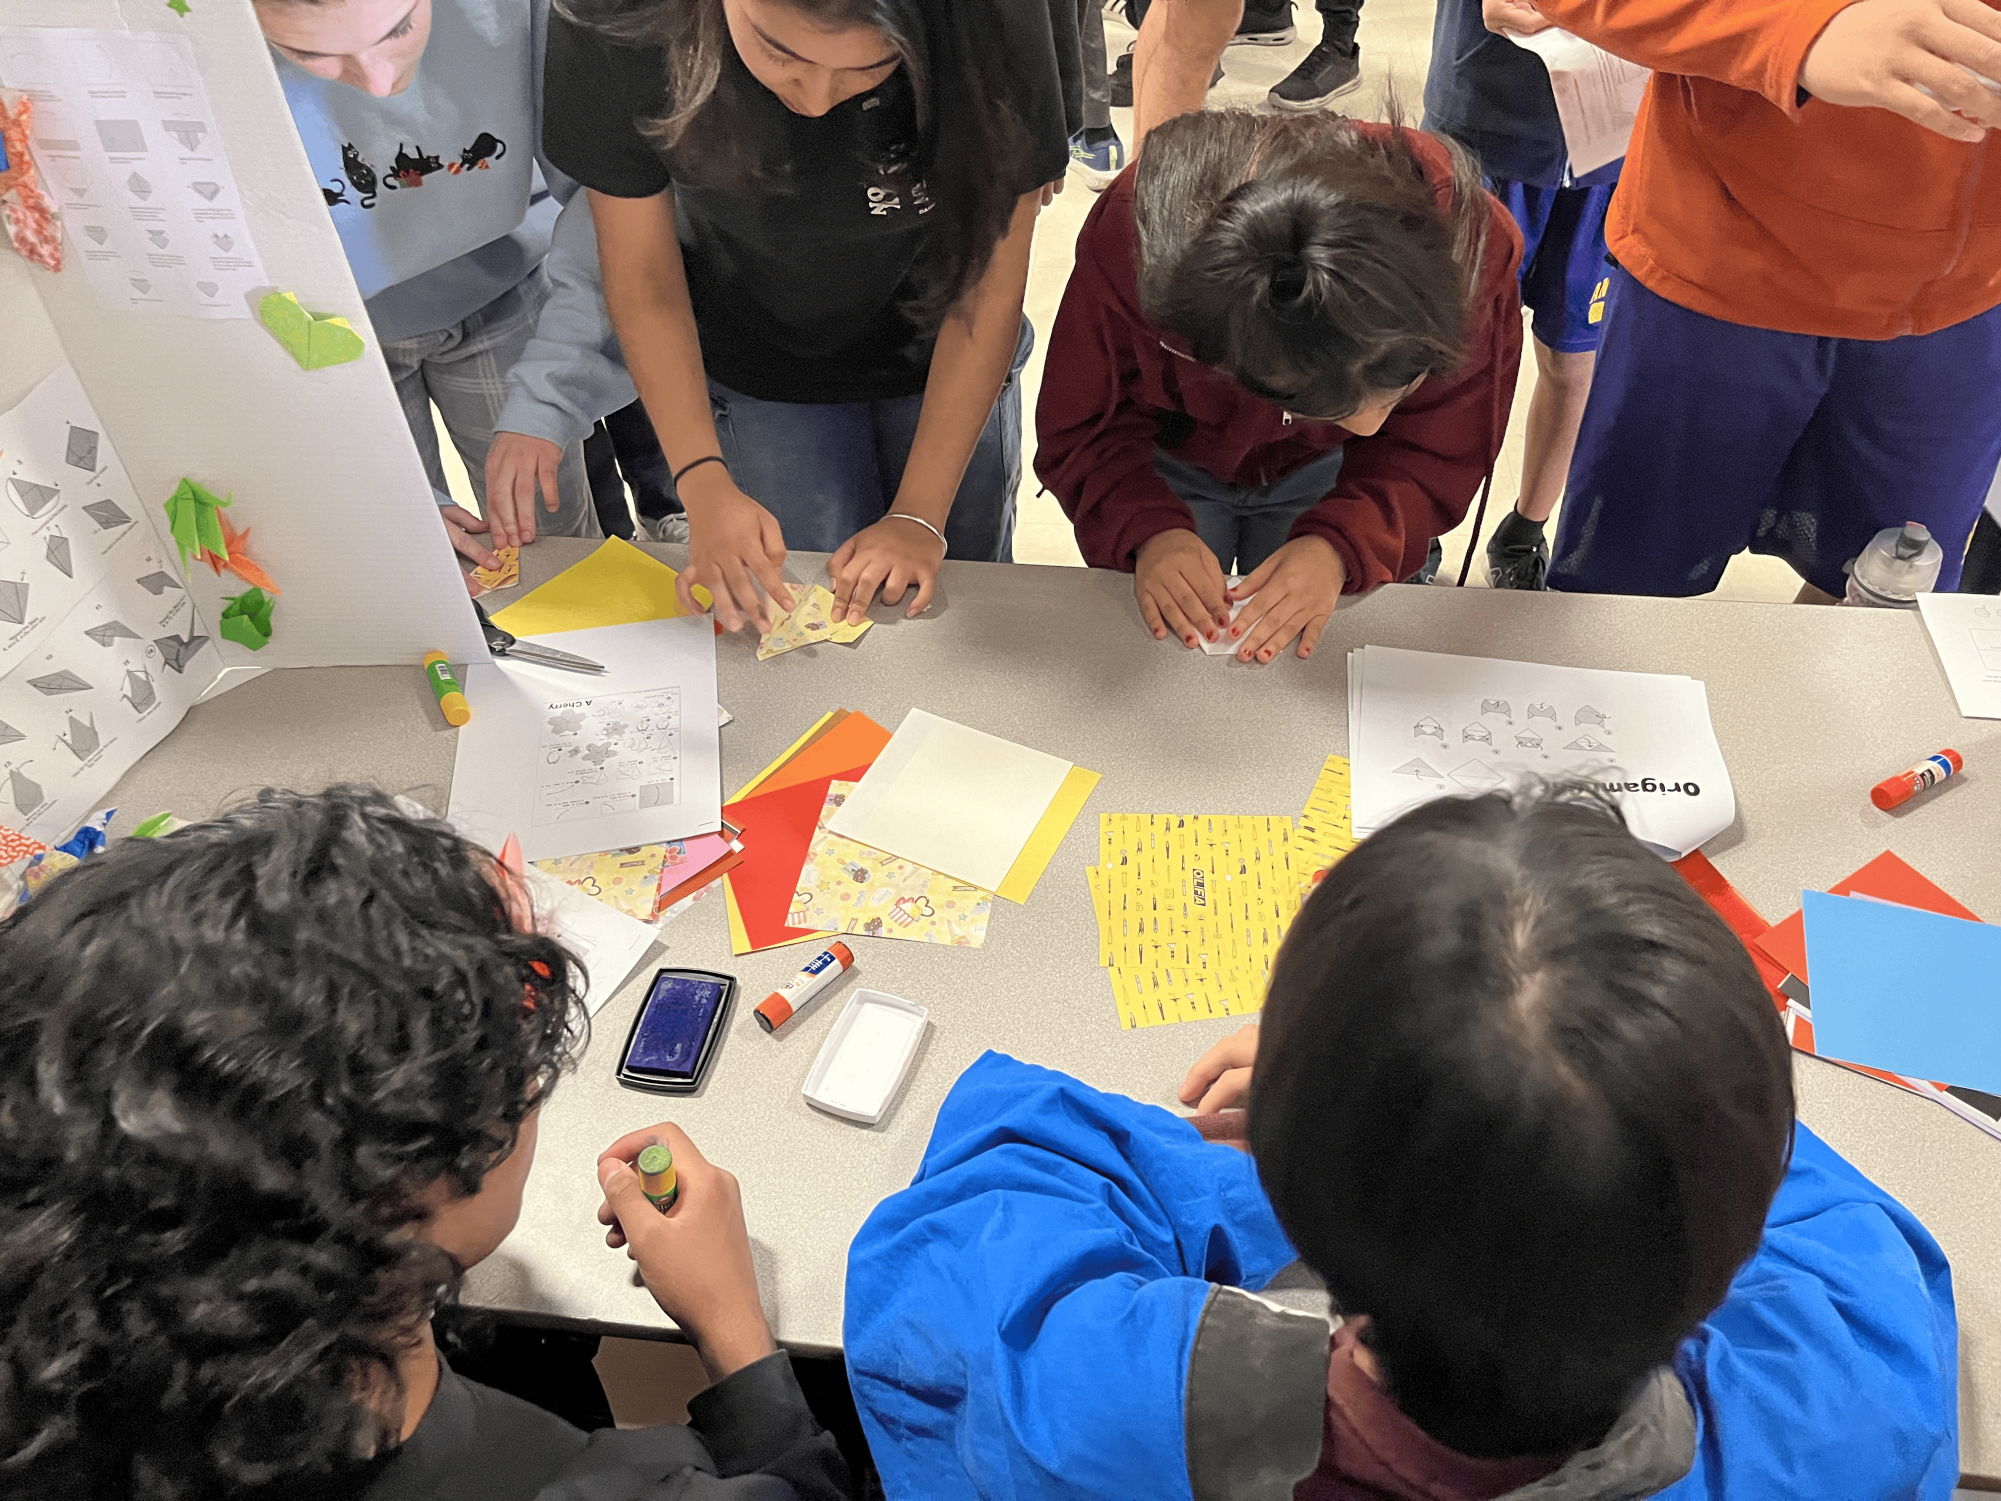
[754,942,854,1033]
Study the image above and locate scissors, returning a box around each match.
[475,600,605,675]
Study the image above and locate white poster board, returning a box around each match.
[0,0,489,840]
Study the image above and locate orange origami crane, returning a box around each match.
[0,96,61,275]
[201,512,281,595]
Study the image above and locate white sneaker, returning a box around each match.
[645,513,691,544]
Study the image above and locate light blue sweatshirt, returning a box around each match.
[272,0,626,451]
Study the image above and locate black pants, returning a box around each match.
[1963,510,2001,594]
[584,397,681,538]
[1124,0,1360,50]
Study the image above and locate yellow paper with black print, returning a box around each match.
[794,782,993,946]
[533,843,667,922]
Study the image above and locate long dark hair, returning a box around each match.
[564,0,1036,329]
[1135,107,1491,420]
[0,788,585,1500]
[1250,782,1794,1457]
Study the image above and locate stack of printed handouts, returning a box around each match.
[1347,646,1734,858]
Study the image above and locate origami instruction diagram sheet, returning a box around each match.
[0,27,269,317]
[449,616,722,864]
[0,364,218,842]
[1917,592,2001,719]
[1348,646,1735,858]
[536,686,683,827]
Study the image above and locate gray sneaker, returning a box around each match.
[645,513,691,545]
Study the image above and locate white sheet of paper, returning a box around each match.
[1347,645,1734,858]
[1201,577,1252,656]
[1503,28,1650,177]
[1917,592,2001,719]
[448,616,722,863]
[0,364,217,842]
[0,28,271,318]
[828,707,1074,891]
[523,863,660,1017]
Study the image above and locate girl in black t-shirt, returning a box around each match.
[545,0,1071,632]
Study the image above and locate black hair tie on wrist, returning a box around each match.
[672,454,727,486]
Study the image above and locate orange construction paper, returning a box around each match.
[1672,851,1791,1018]
[748,713,891,800]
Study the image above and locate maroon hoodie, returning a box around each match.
[1034,123,1524,591]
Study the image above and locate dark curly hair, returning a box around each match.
[0,787,586,1501]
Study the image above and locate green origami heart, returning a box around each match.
[258,290,366,371]
[219,586,275,651]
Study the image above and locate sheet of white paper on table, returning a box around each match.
[1917,592,2001,720]
[522,861,660,1017]
[0,365,219,842]
[448,616,722,863]
[829,707,1075,891]
[1201,577,1252,656]
[1502,28,1649,177]
[1347,645,1734,858]
[0,28,271,318]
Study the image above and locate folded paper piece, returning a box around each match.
[164,477,229,570]
[218,587,275,650]
[722,710,893,953]
[1803,892,2001,1097]
[491,537,710,636]
[204,512,280,594]
[795,782,992,946]
[757,584,873,660]
[258,290,366,370]
[1086,755,1356,1029]
[534,842,668,922]
[471,545,520,594]
[653,824,743,917]
[0,96,61,274]
[828,709,1099,903]
[130,811,188,837]
[0,824,47,865]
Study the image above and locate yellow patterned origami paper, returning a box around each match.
[794,782,992,946]
[758,585,873,659]
[532,843,668,921]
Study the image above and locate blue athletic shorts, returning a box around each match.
[1493,179,1617,355]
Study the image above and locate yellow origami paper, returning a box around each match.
[757,585,873,660]
[491,537,711,636]
[532,843,668,922]
[794,782,992,946]
[471,545,520,594]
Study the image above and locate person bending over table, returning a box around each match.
[0,788,849,1501]
[542,0,1071,634]
[844,783,1960,1498]
[1036,108,1524,663]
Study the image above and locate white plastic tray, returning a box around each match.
[801,989,928,1126]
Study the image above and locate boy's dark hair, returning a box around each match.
[1249,783,1793,1458]
[1135,107,1489,421]
[0,787,585,1501]
[564,0,1035,331]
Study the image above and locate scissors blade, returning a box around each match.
[504,640,606,674]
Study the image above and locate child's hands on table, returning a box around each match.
[1135,529,1232,648]
[1227,536,1344,663]
[484,432,564,548]
[1180,1021,1260,1114]
[678,480,795,634]
[828,514,946,625]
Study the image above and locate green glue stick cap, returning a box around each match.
[637,1144,673,1177]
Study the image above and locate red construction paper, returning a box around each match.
[1754,852,1981,984]
[723,763,876,951]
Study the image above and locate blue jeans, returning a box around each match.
[1151,445,1346,573]
[701,319,1034,560]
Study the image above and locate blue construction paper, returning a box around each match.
[1803,890,2001,1094]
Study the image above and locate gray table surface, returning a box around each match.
[101,539,2001,1477]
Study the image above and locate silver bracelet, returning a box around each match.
[885,512,948,556]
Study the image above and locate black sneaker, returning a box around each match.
[1109,48,1223,109]
[1484,511,1550,590]
[1269,40,1363,112]
[1232,0,1295,45]
[1405,537,1444,586]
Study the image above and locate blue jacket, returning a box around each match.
[846,1052,1959,1501]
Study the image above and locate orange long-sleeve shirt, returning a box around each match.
[1534,0,2001,338]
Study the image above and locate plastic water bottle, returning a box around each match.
[1843,523,1943,609]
